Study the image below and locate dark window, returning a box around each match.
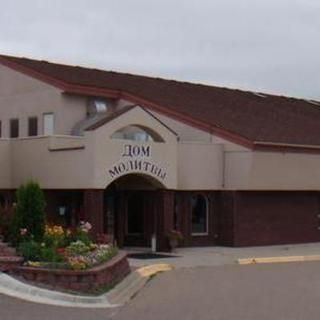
[28,117,38,136]
[0,194,5,208]
[191,194,208,235]
[10,119,19,138]
[174,194,179,230]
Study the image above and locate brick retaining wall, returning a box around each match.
[13,252,130,293]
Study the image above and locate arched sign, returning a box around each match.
[107,144,167,181]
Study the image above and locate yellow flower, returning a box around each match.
[27,261,41,267]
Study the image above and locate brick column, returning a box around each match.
[156,190,175,252]
[83,190,104,235]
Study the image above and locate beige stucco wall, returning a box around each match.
[10,136,92,189]
[89,107,178,189]
[7,136,320,191]
[0,65,87,137]
[224,150,252,189]
[246,151,320,190]
[177,142,224,190]
[6,107,178,189]
[1,70,320,191]
[4,103,320,191]
[0,139,12,188]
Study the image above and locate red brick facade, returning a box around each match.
[6,189,320,251]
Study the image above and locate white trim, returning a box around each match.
[43,112,55,136]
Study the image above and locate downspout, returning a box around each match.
[221,145,226,189]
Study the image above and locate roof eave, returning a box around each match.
[253,141,320,154]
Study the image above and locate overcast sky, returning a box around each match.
[0,0,319,98]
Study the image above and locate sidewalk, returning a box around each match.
[127,242,320,269]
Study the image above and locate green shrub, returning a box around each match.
[11,181,46,243]
[74,230,92,246]
[39,246,64,263]
[96,246,118,264]
[17,240,41,261]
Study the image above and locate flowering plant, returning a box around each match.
[45,225,64,237]
[44,224,67,248]
[65,240,90,256]
[67,256,88,270]
[79,221,92,233]
[66,244,118,270]
[18,221,118,271]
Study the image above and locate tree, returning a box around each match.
[12,181,46,243]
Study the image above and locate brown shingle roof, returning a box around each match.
[1,54,320,150]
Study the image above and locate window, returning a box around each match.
[111,125,165,142]
[28,117,38,136]
[191,194,209,235]
[10,119,19,138]
[0,194,5,208]
[112,125,153,142]
[43,113,54,135]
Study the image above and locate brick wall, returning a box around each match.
[233,191,320,246]
[14,252,130,293]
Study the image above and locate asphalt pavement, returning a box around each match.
[113,261,320,320]
[2,261,320,320]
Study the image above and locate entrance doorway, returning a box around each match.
[104,174,164,249]
[127,192,144,236]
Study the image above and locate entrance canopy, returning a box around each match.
[87,105,178,190]
[104,173,171,250]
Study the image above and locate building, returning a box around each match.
[0,54,320,251]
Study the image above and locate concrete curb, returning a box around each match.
[107,263,174,305]
[237,255,320,265]
[0,263,173,308]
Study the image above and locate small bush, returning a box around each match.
[17,241,41,261]
[73,230,92,246]
[39,246,64,263]
[10,181,46,244]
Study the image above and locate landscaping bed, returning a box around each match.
[0,182,131,293]
[12,222,131,293]
[14,252,130,293]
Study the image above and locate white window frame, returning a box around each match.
[191,194,209,236]
[43,113,54,136]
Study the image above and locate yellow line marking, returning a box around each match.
[238,255,320,265]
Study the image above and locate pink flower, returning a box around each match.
[84,222,92,231]
[80,221,92,233]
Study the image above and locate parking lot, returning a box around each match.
[2,260,320,320]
